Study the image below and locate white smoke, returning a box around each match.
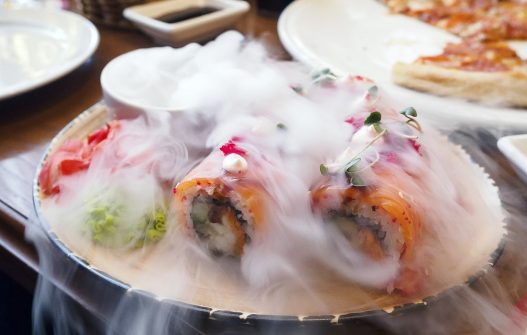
[26,31,527,334]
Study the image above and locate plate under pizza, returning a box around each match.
[278,0,527,128]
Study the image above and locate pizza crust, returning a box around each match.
[392,62,527,107]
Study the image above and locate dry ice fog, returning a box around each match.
[27,31,527,334]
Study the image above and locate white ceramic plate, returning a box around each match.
[0,8,99,100]
[497,134,527,184]
[278,0,527,129]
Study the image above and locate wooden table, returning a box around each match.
[0,3,286,292]
[1,3,527,334]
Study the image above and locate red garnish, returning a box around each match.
[382,152,399,164]
[345,117,364,129]
[50,185,60,195]
[220,140,246,156]
[408,139,422,155]
[511,294,527,330]
[39,121,121,196]
[88,121,120,146]
[517,295,527,314]
[351,75,373,83]
[59,159,89,175]
[172,187,177,194]
[38,162,56,196]
[87,124,110,145]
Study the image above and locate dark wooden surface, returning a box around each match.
[0,1,287,290]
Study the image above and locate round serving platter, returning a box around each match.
[33,103,507,333]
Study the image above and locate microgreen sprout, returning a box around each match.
[341,115,387,183]
[345,158,365,185]
[291,85,304,95]
[364,111,381,125]
[400,107,417,118]
[364,111,384,134]
[320,164,329,176]
[312,68,337,80]
[368,85,378,99]
[319,110,389,182]
[319,121,386,182]
[349,174,366,186]
[400,107,421,132]
[311,68,338,85]
[344,157,361,173]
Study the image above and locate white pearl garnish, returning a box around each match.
[222,153,248,174]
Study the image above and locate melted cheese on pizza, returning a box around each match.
[417,39,525,71]
[385,0,527,41]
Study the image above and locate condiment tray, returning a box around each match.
[123,0,249,46]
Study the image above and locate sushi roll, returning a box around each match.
[174,139,266,257]
[311,170,424,295]
[312,107,426,294]
[311,180,421,262]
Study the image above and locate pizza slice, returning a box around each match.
[434,1,527,41]
[392,39,527,106]
[384,0,527,41]
[484,2,527,41]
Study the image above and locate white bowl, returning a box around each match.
[123,0,250,46]
[100,46,194,117]
[497,134,527,184]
